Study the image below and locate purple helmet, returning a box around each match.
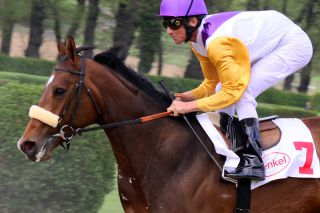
[159,0,208,17]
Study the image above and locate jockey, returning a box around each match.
[160,0,313,180]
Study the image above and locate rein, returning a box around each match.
[51,57,173,149]
[76,111,172,135]
[53,111,172,144]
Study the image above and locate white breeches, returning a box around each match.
[217,26,313,120]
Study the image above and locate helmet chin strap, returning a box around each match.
[183,17,202,43]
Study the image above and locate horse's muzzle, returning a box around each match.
[20,140,38,161]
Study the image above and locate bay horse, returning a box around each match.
[18,36,320,212]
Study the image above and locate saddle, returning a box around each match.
[207,113,281,150]
[259,116,281,150]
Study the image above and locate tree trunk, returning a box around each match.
[112,0,140,61]
[284,0,317,92]
[137,0,161,74]
[25,0,46,58]
[296,0,317,93]
[283,74,294,91]
[282,0,288,14]
[1,20,14,55]
[298,63,312,93]
[66,0,85,38]
[0,0,17,55]
[157,39,163,75]
[83,0,100,58]
[263,0,270,10]
[246,0,260,10]
[282,0,292,90]
[207,0,233,12]
[184,52,202,79]
[49,0,61,42]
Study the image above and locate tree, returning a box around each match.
[282,0,288,13]
[0,1,31,55]
[112,0,140,61]
[184,54,203,79]
[157,38,163,75]
[49,0,62,43]
[246,0,260,10]
[83,0,100,58]
[282,0,295,91]
[263,0,270,10]
[25,0,47,58]
[296,0,318,93]
[66,0,86,38]
[137,0,161,74]
[284,0,319,93]
[0,0,14,54]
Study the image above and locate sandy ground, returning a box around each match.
[1,24,185,78]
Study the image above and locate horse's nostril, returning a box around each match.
[21,141,37,156]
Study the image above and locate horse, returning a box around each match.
[18,36,320,212]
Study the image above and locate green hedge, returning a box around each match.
[148,75,318,117]
[257,103,318,118]
[0,71,48,84]
[149,75,312,108]
[148,75,201,92]
[0,54,54,76]
[0,80,115,213]
[256,87,310,108]
[310,93,320,111]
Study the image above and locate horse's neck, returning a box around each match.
[97,71,163,122]
[93,68,170,172]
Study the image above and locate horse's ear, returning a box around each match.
[66,36,79,65]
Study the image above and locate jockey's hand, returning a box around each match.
[167,100,199,116]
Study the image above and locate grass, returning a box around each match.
[0,71,47,84]
[98,186,123,213]
[98,172,122,213]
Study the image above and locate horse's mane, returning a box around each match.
[93,47,171,108]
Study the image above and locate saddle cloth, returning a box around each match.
[196,113,320,189]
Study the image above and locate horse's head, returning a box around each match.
[18,36,103,162]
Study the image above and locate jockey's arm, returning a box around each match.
[167,37,250,116]
[195,36,251,112]
[189,45,220,100]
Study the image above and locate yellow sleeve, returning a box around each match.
[190,45,219,99]
[196,36,251,112]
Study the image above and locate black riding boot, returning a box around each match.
[219,112,232,135]
[226,118,265,181]
[219,112,245,153]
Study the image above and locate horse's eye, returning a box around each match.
[54,88,66,96]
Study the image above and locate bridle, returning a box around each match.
[50,55,171,150]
